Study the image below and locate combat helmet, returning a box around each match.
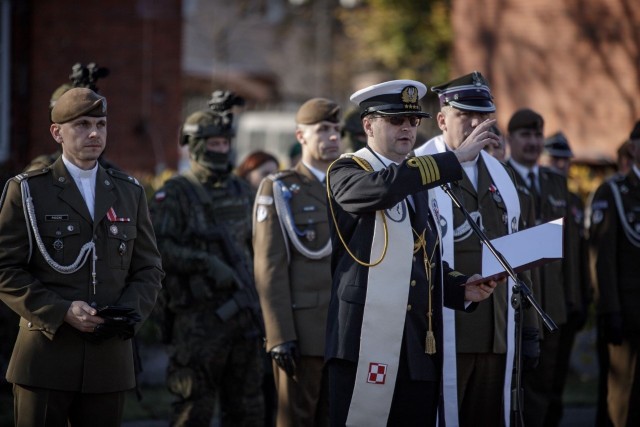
[180,90,245,173]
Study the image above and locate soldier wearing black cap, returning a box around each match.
[415,72,540,427]
[149,91,265,426]
[589,120,640,427]
[252,97,340,426]
[0,88,164,425]
[325,79,499,427]
[506,111,589,427]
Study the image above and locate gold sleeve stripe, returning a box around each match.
[423,155,440,183]
[407,155,440,185]
[448,271,464,277]
[407,157,427,184]
[417,156,433,183]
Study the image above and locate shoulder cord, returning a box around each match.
[20,180,97,281]
[325,156,388,267]
[255,177,291,263]
[608,180,640,248]
[272,179,332,260]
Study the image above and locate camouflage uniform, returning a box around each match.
[150,92,264,426]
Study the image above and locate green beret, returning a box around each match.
[508,108,544,133]
[50,87,107,124]
[296,98,340,125]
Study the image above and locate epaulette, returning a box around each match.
[12,167,51,183]
[268,170,296,182]
[349,155,374,172]
[107,169,140,186]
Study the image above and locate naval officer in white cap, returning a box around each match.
[324,79,501,426]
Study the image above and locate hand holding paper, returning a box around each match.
[466,218,564,286]
[464,274,499,302]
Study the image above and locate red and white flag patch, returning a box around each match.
[367,362,387,385]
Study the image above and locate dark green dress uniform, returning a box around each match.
[589,168,640,427]
[0,158,163,418]
[253,162,331,427]
[149,165,264,426]
[506,161,586,427]
[450,156,538,427]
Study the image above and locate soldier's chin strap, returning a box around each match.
[20,179,97,289]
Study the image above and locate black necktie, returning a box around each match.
[527,171,541,219]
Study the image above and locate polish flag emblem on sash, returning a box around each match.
[367,363,387,384]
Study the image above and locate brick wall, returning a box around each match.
[451,0,640,161]
[23,0,182,175]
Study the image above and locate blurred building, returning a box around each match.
[452,0,640,162]
[2,0,183,176]
[2,0,638,175]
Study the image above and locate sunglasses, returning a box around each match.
[373,115,422,127]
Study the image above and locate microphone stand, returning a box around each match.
[439,183,557,427]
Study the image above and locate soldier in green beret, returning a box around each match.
[505,110,588,427]
[253,97,341,426]
[24,62,113,172]
[0,87,164,425]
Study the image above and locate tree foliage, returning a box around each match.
[337,0,452,84]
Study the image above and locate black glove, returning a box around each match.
[207,257,236,290]
[601,313,623,346]
[84,304,141,343]
[270,340,300,379]
[521,327,540,371]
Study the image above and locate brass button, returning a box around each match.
[410,280,416,287]
[407,304,412,311]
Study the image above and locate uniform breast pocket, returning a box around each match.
[38,221,81,264]
[293,209,329,248]
[105,224,137,269]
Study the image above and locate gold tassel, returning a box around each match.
[425,331,436,355]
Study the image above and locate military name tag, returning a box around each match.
[45,214,69,221]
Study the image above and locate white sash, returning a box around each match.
[416,136,520,426]
[346,148,414,426]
